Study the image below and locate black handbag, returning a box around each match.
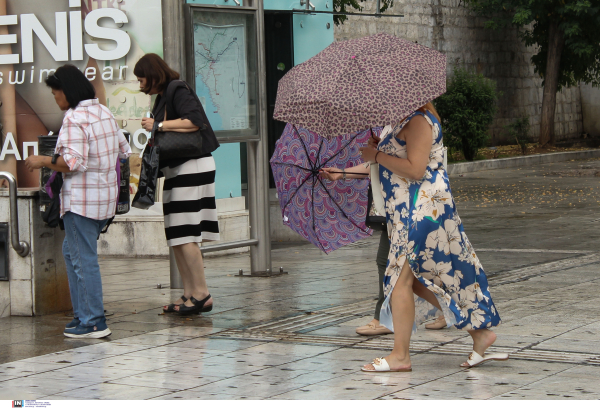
[151,81,210,160]
[152,123,206,161]
[132,143,161,210]
[365,184,386,231]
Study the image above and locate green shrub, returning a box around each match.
[434,67,500,161]
[506,116,530,155]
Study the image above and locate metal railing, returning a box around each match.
[0,172,30,257]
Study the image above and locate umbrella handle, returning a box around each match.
[328,171,369,176]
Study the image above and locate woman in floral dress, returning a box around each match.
[321,103,506,371]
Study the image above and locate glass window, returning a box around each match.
[190,10,258,141]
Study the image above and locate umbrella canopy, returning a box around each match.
[274,33,446,138]
[270,124,382,254]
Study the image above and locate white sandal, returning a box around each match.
[361,357,412,372]
[461,350,509,368]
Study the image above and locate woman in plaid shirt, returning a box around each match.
[25,65,131,339]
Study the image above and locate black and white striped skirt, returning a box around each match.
[162,156,220,247]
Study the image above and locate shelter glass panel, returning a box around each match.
[190,10,258,141]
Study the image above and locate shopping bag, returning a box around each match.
[116,131,131,215]
[132,143,160,210]
[115,156,130,215]
[42,171,64,229]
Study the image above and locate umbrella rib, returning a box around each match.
[294,125,316,172]
[281,173,313,214]
[271,162,312,172]
[320,131,362,169]
[316,176,370,234]
[311,174,327,253]
[315,138,325,169]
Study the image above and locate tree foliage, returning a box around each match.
[434,67,500,161]
[464,0,600,90]
[333,0,394,25]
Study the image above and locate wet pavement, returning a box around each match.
[1,157,600,400]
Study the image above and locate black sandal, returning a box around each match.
[176,294,212,316]
[163,296,188,313]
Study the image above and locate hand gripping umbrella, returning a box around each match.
[270,124,382,254]
[274,33,446,138]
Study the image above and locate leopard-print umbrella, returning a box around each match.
[274,33,447,139]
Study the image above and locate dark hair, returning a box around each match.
[133,53,180,94]
[44,64,96,109]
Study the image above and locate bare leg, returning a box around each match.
[412,278,442,310]
[410,266,498,365]
[173,247,194,296]
[162,247,193,311]
[363,260,414,370]
[173,243,212,310]
[357,232,388,332]
[413,276,496,360]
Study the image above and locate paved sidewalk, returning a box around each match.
[0,158,599,400]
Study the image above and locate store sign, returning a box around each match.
[0,0,163,187]
[0,6,130,66]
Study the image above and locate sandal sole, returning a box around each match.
[177,306,213,316]
[356,330,393,336]
[461,356,510,368]
[361,368,412,372]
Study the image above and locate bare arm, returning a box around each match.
[161,118,200,133]
[24,155,72,173]
[360,115,432,180]
[141,118,200,133]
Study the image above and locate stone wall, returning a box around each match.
[580,83,600,138]
[334,0,583,145]
[97,198,250,258]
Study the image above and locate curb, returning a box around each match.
[447,149,600,175]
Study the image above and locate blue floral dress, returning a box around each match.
[378,110,501,332]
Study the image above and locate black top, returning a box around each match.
[152,80,220,169]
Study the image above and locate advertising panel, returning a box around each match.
[0,0,163,188]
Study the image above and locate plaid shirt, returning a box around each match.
[55,99,131,220]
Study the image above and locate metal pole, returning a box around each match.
[248,0,272,274]
[162,0,186,80]
[163,0,186,289]
[0,172,30,257]
[247,141,259,271]
[200,239,258,254]
[169,247,183,289]
[376,0,381,15]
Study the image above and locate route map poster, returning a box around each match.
[192,11,255,135]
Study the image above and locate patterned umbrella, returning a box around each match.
[270,124,382,254]
[273,33,447,138]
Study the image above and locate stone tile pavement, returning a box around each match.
[1,158,600,400]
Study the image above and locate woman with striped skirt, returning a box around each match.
[135,54,220,315]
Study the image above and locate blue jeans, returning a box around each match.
[62,212,109,327]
